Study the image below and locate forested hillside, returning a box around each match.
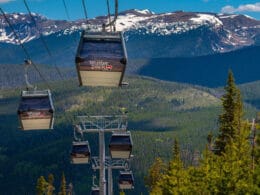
[0,75,220,194]
[139,46,260,87]
[0,73,259,194]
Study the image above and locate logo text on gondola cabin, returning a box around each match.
[89,60,113,71]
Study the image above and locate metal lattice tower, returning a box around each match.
[76,115,131,195]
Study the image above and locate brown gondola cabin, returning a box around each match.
[75,31,127,87]
[70,141,91,164]
[17,90,54,130]
[109,133,133,159]
[118,171,134,190]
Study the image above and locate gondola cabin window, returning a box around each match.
[75,31,127,87]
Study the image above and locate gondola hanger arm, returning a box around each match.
[24,59,36,91]
[103,0,118,31]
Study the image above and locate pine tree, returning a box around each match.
[253,114,260,193]
[172,138,180,161]
[209,71,255,193]
[214,121,254,194]
[36,176,48,195]
[157,139,189,194]
[145,157,166,193]
[119,191,125,195]
[215,70,241,155]
[58,172,66,195]
[187,165,210,194]
[199,146,220,194]
[47,173,55,195]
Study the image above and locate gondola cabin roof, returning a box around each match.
[109,133,133,146]
[71,141,90,154]
[75,31,127,87]
[17,90,54,130]
[80,32,125,59]
[18,90,54,112]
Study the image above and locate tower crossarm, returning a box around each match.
[77,115,128,133]
[91,156,129,170]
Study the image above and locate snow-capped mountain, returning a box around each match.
[0,12,80,44]
[0,9,259,66]
[1,9,260,88]
[1,9,260,46]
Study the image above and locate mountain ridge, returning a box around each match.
[0,9,259,52]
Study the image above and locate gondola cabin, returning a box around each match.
[17,90,54,130]
[75,31,127,87]
[109,133,133,159]
[71,141,91,164]
[118,171,134,190]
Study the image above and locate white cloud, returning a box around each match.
[0,0,14,4]
[221,5,236,13]
[221,3,260,13]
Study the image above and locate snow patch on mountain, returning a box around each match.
[118,11,229,37]
[0,30,10,42]
[13,14,19,19]
[121,12,224,36]
[115,12,152,31]
[134,9,155,15]
[218,14,238,19]
[190,14,223,27]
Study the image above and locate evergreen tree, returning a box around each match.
[207,132,213,146]
[119,191,125,195]
[215,70,241,155]
[36,176,48,195]
[186,165,209,194]
[215,122,254,194]
[145,157,166,193]
[58,172,66,195]
[47,173,55,195]
[253,114,260,193]
[156,139,189,194]
[213,71,255,193]
[199,146,220,194]
[172,138,180,160]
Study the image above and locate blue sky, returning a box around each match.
[0,0,260,20]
